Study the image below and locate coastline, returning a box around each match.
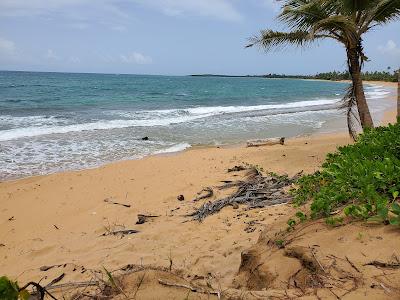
[1,80,396,183]
[0,81,397,296]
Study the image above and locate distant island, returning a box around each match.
[191,70,399,82]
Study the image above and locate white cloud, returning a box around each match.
[134,0,243,21]
[120,52,153,64]
[0,0,242,21]
[0,37,15,55]
[378,40,400,57]
[0,0,90,16]
[45,49,60,60]
[68,56,81,63]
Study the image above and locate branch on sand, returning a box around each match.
[158,279,221,298]
[193,187,213,202]
[186,168,302,221]
[364,261,400,269]
[104,198,131,208]
[101,229,139,237]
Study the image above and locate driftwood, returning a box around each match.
[19,282,57,300]
[246,137,285,147]
[187,168,302,221]
[227,165,246,172]
[104,198,131,208]
[101,229,139,236]
[158,279,220,297]
[193,187,214,202]
[46,273,65,287]
[364,261,400,269]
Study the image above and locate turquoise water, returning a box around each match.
[0,71,392,179]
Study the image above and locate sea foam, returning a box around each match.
[0,98,339,141]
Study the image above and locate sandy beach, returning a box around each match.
[0,82,399,299]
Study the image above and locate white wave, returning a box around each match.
[111,99,339,118]
[0,116,206,141]
[0,99,340,141]
[0,115,61,127]
[365,89,391,99]
[364,84,392,100]
[185,99,338,115]
[155,143,191,154]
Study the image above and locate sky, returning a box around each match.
[0,0,399,75]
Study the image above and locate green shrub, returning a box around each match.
[293,122,400,224]
[0,276,30,300]
[0,276,19,300]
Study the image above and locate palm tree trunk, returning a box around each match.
[347,48,374,129]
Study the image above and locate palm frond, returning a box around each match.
[361,0,400,31]
[278,1,333,31]
[246,30,317,50]
[310,15,358,42]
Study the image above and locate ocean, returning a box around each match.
[0,71,394,180]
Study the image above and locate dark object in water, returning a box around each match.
[141,136,149,141]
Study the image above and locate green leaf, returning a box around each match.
[392,202,400,215]
[18,289,30,300]
[103,267,117,289]
[0,276,19,300]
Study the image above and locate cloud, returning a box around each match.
[378,40,400,57]
[0,0,89,17]
[125,0,243,22]
[0,37,15,55]
[45,49,60,60]
[120,52,153,64]
[0,0,242,22]
[69,56,81,63]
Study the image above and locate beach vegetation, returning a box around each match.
[0,276,29,300]
[247,0,400,139]
[292,121,400,226]
[325,216,344,226]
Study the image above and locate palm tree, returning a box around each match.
[247,0,400,139]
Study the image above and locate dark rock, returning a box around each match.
[141,136,149,141]
[136,215,146,224]
[177,195,185,201]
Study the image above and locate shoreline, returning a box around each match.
[1,79,396,183]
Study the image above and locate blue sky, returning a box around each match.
[0,0,399,75]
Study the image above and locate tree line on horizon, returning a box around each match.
[259,70,399,82]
